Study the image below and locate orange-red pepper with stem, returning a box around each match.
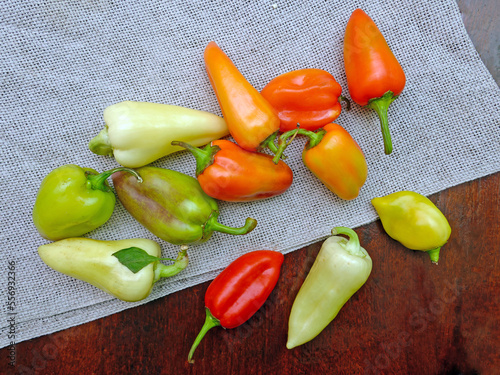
[188,250,284,363]
[261,68,349,132]
[172,139,293,202]
[344,8,406,155]
[204,41,280,152]
[273,124,367,200]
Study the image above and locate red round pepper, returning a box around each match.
[344,9,406,155]
[172,139,293,202]
[187,250,284,363]
[273,123,367,200]
[261,68,349,132]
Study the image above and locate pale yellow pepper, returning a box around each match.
[372,191,452,263]
[287,227,372,349]
[38,238,188,302]
[89,101,229,168]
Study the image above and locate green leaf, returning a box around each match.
[112,247,159,273]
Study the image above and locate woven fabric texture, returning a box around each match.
[1,0,499,347]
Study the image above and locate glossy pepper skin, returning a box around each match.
[287,227,372,349]
[32,164,140,241]
[112,167,257,245]
[273,123,367,200]
[372,191,452,263]
[88,101,229,168]
[188,250,284,363]
[344,9,406,155]
[261,68,348,132]
[172,139,293,202]
[204,41,281,152]
[38,238,188,302]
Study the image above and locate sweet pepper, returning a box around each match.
[38,238,188,302]
[287,227,372,349]
[273,124,367,200]
[88,101,229,168]
[32,164,141,241]
[371,191,452,263]
[204,41,281,152]
[188,250,284,363]
[112,166,257,245]
[171,139,293,202]
[261,68,349,132]
[344,9,406,154]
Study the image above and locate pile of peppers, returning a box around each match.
[31,7,455,364]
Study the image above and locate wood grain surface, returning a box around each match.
[3,1,499,374]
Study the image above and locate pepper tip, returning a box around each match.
[426,247,441,264]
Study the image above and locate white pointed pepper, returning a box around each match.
[88,101,229,168]
[287,227,372,349]
[38,238,188,302]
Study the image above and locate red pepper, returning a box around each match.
[273,123,367,200]
[172,139,293,202]
[261,68,349,132]
[204,41,281,152]
[343,9,406,155]
[187,250,284,363]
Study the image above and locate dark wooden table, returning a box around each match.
[4,1,499,374]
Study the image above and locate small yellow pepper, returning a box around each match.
[372,191,452,264]
[287,227,372,349]
[88,101,229,168]
[38,238,188,302]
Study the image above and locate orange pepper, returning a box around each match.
[343,9,406,155]
[273,124,367,200]
[261,68,348,132]
[204,42,281,152]
[172,139,293,202]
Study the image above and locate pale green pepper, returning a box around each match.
[88,101,229,168]
[371,191,452,264]
[38,238,188,302]
[32,164,141,241]
[287,227,372,349]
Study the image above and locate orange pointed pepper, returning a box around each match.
[172,139,293,202]
[343,9,406,155]
[204,41,281,152]
[261,68,348,132]
[273,124,367,200]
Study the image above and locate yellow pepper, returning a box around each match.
[287,227,372,349]
[88,101,229,168]
[372,191,452,264]
[38,238,188,302]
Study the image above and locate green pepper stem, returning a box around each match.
[426,247,441,265]
[339,95,351,111]
[366,91,397,155]
[188,308,221,364]
[153,246,189,282]
[88,127,113,156]
[86,167,142,192]
[332,226,366,258]
[204,213,257,237]
[272,127,326,164]
[259,131,279,155]
[171,141,220,176]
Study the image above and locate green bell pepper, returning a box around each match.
[32,164,141,241]
[111,166,257,245]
